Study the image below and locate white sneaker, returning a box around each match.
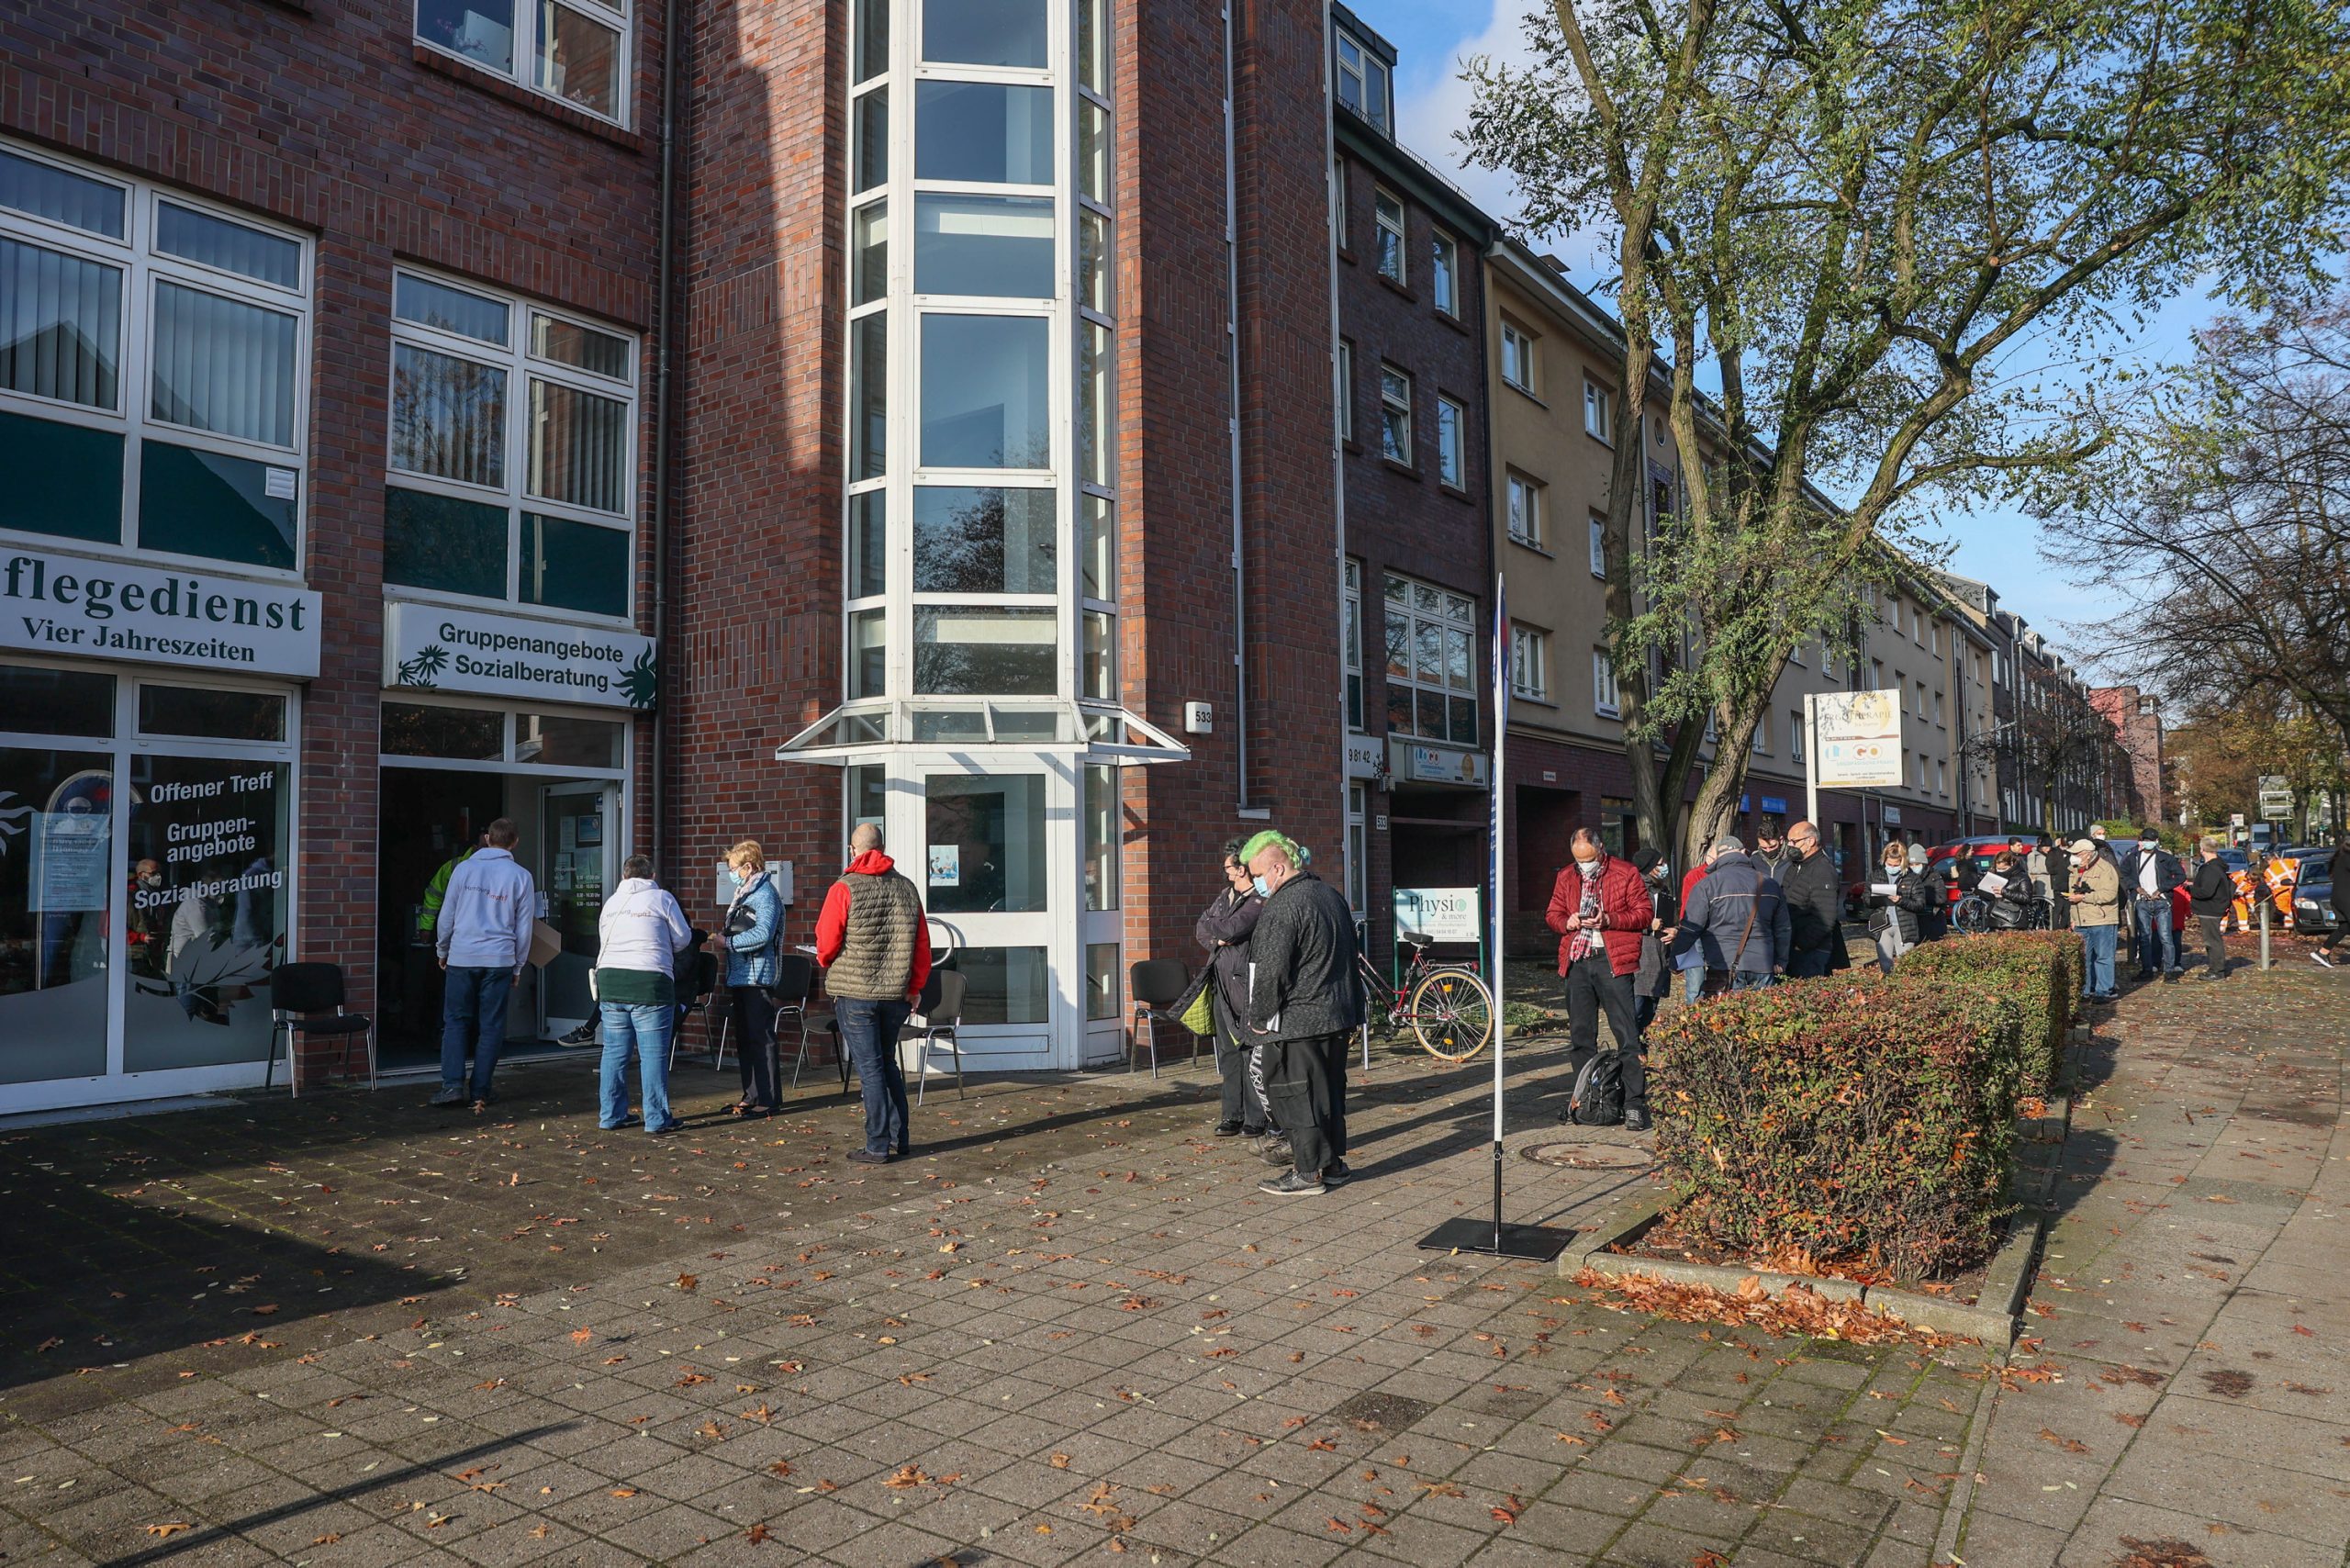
[2313,951,2336,969]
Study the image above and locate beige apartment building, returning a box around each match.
[1483,238,1990,939]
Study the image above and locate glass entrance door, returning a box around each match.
[900,761,1065,1069]
[539,781,611,1039]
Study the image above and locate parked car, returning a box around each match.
[1926,836,2019,905]
[2289,851,2335,935]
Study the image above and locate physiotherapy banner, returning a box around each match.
[2,546,321,678]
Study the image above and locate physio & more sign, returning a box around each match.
[384,601,658,711]
[3,547,320,678]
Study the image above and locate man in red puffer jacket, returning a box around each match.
[1547,828,1659,1130]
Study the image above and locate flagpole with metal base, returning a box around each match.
[1419,571,1572,1262]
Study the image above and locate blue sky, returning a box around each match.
[1350,0,2228,666]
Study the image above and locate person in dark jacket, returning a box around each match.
[1778,820,1845,976]
[2119,828,2188,981]
[1684,836,1791,991]
[1242,831,1363,1196]
[1196,839,1270,1138]
[1549,829,1661,1129]
[1868,839,1929,971]
[2185,835,2233,980]
[1752,816,1792,882]
[1628,847,1677,1031]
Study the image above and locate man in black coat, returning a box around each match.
[2185,834,2234,980]
[1243,831,1365,1197]
[1780,820,1847,977]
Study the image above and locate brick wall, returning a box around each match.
[5,0,664,1085]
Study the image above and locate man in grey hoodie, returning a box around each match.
[1241,830,1364,1197]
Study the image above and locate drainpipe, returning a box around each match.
[1322,0,1345,837]
[649,0,682,869]
[1222,0,1253,812]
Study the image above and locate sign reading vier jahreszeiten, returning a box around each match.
[3,546,321,678]
[384,601,658,711]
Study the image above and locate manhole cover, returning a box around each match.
[1327,1392,1436,1434]
[1521,1140,1655,1170]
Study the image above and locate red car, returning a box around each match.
[1927,835,2029,904]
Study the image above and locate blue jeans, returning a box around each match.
[835,996,912,1156]
[441,966,513,1097]
[599,1001,677,1131]
[1729,969,1777,991]
[2082,924,2117,998]
[1679,965,1705,1002]
[2132,899,2177,977]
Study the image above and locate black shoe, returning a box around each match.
[600,1115,641,1131]
[1214,1121,1245,1137]
[1623,1107,1651,1133]
[429,1086,467,1108]
[1240,1125,1268,1138]
[1259,1170,1325,1196]
[847,1148,891,1165]
[559,1021,598,1046]
[1320,1160,1351,1188]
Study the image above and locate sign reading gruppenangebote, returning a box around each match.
[3,546,321,678]
[384,601,658,711]
[1812,689,1905,787]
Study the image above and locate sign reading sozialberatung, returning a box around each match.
[384,601,657,711]
[1813,689,1904,788]
[3,547,321,678]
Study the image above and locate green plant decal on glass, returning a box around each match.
[620,647,659,710]
[397,644,449,688]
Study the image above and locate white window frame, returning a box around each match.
[1510,624,1548,701]
[386,265,641,625]
[1334,28,1392,132]
[1382,572,1478,745]
[1379,363,1412,465]
[1583,378,1613,442]
[1332,157,1348,250]
[1791,710,1805,769]
[1592,648,1620,718]
[1505,471,1542,547]
[1436,394,1464,487]
[1587,514,1606,578]
[413,0,633,129]
[1342,557,1364,732]
[0,141,314,580]
[1336,339,1353,442]
[1430,230,1459,317]
[1499,319,1536,394]
[1373,187,1406,285]
[1752,709,1770,755]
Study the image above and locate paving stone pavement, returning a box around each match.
[2,948,2345,1567]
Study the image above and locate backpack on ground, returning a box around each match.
[1568,1050,1626,1126]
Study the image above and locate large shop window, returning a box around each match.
[0,143,309,570]
[385,269,638,622]
[1,661,295,1092]
[414,0,632,125]
[1382,573,1478,747]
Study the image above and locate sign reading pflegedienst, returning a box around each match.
[3,547,320,678]
[384,602,657,711]
[1813,689,1904,787]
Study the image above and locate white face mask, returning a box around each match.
[1573,853,1599,869]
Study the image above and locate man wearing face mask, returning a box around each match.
[1547,828,1657,1130]
[127,858,168,978]
[1241,831,1362,1196]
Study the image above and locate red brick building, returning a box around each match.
[1,0,1345,1108]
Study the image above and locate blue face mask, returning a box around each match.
[1251,875,1271,899]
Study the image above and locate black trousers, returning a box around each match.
[1213,993,1270,1131]
[727,985,778,1109]
[1564,954,1645,1113]
[1260,1032,1347,1176]
[2198,914,2228,978]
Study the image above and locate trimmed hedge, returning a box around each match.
[1894,931,2079,1091]
[1647,977,2025,1280]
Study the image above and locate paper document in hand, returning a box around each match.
[1871,882,1897,897]
[1978,871,2009,897]
[1246,961,1280,1035]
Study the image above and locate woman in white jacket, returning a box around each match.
[596,855,693,1134]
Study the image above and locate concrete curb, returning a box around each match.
[1561,1083,2077,1355]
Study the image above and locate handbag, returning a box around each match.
[1170,966,1217,1036]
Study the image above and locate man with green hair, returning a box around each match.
[1239,829,1362,1196]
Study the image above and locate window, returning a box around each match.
[1752,709,1770,755]
[1346,782,1368,913]
[1505,472,1541,546]
[1333,158,1348,249]
[1916,679,1928,719]
[1587,514,1606,578]
[1378,364,1411,465]
[0,146,310,570]
[1936,759,1948,795]
[1510,625,1548,700]
[1336,340,1353,442]
[1343,558,1364,731]
[1382,573,1477,745]
[414,0,631,124]
[386,269,637,618]
[1373,188,1405,284]
[1933,688,1944,723]
[1791,710,1805,768]
[1334,27,1391,133]
[1499,319,1536,393]
[1437,395,1464,487]
[1583,379,1612,442]
[1430,231,1458,317]
[1821,642,1838,680]
[1592,649,1620,717]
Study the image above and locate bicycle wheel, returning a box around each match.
[1408,968,1494,1063]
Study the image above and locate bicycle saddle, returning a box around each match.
[1399,930,1432,948]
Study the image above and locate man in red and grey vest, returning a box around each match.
[814,823,933,1164]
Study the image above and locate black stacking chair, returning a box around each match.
[266,963,374,1096]
[1127,959,1193,1079]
